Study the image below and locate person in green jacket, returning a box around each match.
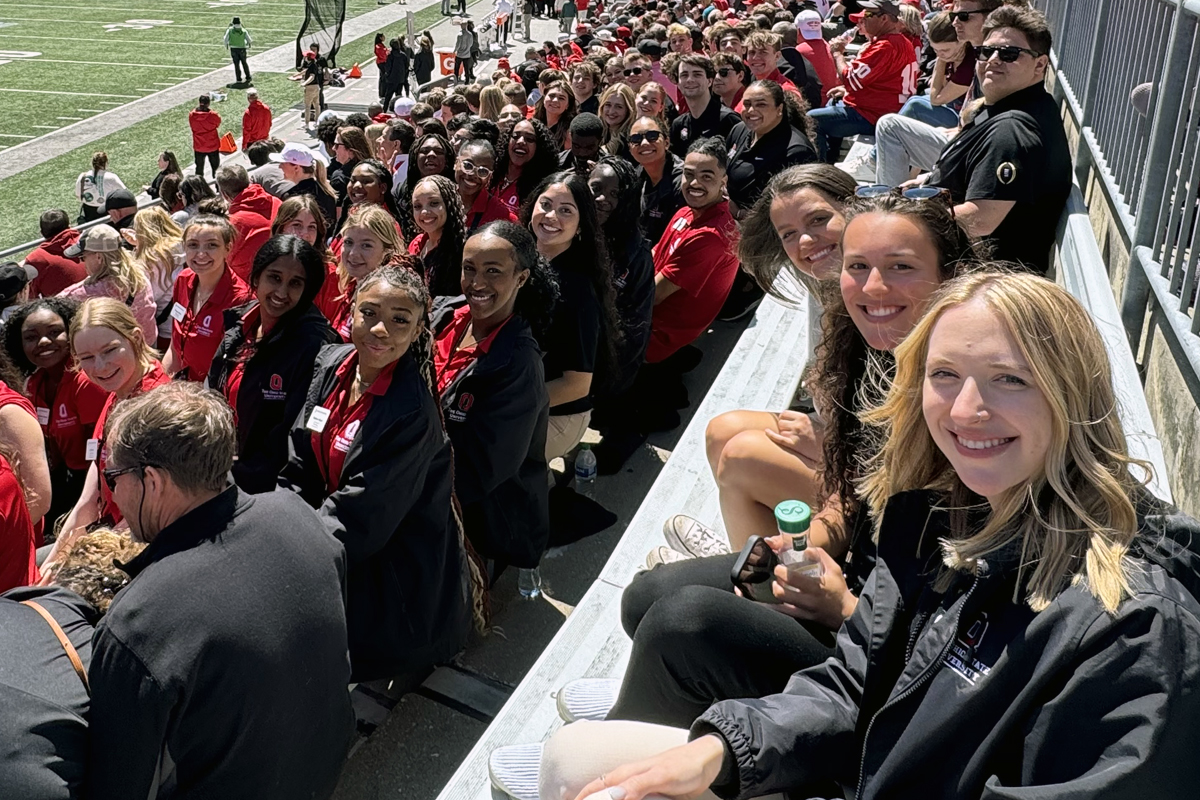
[224,17,254,85]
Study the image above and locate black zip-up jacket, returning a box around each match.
[279,344,470,682]
[208,302,337,494]
[725,121,817,210]
[694,489,1200,800]
[86,487,355,799]
[607,231,654,395]
[432,298,550,568]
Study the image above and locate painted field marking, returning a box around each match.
[0,133,35,139]
[77,109,105,113]
[98,101,125,105]
[31,125,59,129]
[0,87,140,98]
[0,34,226,46]
[27,58,213,70]
[56,116,84,120]
[8,17,310,34]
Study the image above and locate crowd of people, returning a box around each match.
[1,0,1196,797]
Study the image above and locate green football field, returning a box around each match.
[0,0,392,146]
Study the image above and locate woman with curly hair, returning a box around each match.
[409,175,468,297]
[521,170,621,460]
[432,221,558,572]
[280,263,477,684]
[396,133,457,240]
[330,159,405,237]
[724,80,818,217]
[3,297,109,526]
[597,83,636,160]
[533,80,578,151]
[491,118,561,216]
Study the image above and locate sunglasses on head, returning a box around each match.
[624,67,645,76]
[628,130,663,145]
[855,184,955,211]
[948,9,984,22]
[976,44,1044,62]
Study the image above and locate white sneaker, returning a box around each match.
[556,677,622,722]
[838,147,878,183]
[488,742,543,800]
[645,545,690,569]
[662,514,731,558]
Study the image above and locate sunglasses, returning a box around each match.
[458,159,492,178]
[948,9,984,22]
[628,130,663,145]
[623,67,645,76]
[103,464,145,492]
[856,184,955,215]
[976,44,1044,62]
[716,67,737,77]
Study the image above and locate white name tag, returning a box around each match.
[86,438,100,462]
[36,407,50,426]
[306,406,332,433]
[170,302,187,322]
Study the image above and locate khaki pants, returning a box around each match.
[303,84,321,125]
[545,410,591,462]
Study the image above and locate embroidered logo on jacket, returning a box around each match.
[263,373,287,401]
[945,613,994,685]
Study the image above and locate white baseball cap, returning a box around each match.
[269,142,330,168]
[394,96,416,117]
[795,9,823,40]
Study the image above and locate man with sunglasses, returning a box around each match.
[927,5,1069,273]
[669,53,742,157]
[711,52,747,110]
[810,0,919,162]
[85,383,354,800]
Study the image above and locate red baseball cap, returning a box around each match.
[617,25,631,37]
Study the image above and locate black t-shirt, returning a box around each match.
[579,95,600,115]
[544,255,602,416]
[669,94,742,157]
[928,83,1070,274]
[638,153,685,246]
[725,121,818,210]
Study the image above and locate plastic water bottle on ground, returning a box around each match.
[575,443,597,498]
[518,567,542,599]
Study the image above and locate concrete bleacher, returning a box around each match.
[434,186,1175,800]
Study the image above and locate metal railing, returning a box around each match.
[1033,0,1200,395]
[0,199,166,263]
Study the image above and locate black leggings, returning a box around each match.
[194,150,219,180]
[607,553,837,728]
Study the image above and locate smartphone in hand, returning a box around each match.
[730,535,782,604]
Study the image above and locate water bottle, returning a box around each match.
[518,567,542,599]
[775,500,823,579]
[575,443,597,498]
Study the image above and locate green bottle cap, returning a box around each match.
[774,500,811,534]
[579,442,590,450]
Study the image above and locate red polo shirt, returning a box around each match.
[648,200,741,363]
[220,305,262,426]
[466,189,518,232]
[93,362,170,525]
[27,364,111,471]
[169,266,253,383]
[310,351,397,493]
[433,305,509,392]
[495,179,521,215]
[735,69,801,113]
[0,455,37,593]
[317,277,357,342]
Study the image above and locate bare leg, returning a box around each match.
[704,410,780,475]
[716,427,822,550]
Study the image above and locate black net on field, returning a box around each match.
[296,0,347,68]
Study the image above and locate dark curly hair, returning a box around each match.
[472,221,560,347]
[747,79,816,146]
[3,296,82,376]
[590,156,642,257]
[412,174,468,297]
[331,158,404,238]
[810,194,986,526]
[491,119,562,210]
[399,133,456,241]
[519,170,623,389]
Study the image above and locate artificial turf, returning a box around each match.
[0,0,478,252]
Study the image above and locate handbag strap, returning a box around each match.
[22,600,90,695]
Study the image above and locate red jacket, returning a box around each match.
[227,184,281,281]
[26,228,87,297]
[241,99,272,150]
[189,108,222,152]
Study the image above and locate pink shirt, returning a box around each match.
[60,277,158,345]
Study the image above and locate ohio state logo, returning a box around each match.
[458,393,474,412]
[343,420,361,440]
[59,403,68,418]
[270,374,283,391]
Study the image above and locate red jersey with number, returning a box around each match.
[842,32,920,124]
[310,351,397,492]
[27,365,110,471]
[94,362,170,525]
[169,267,253,383]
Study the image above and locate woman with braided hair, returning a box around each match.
[409,174,469,297]
[280,263,478,683]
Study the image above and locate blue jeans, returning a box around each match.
[898,94,960,127]
[809,101,876,163]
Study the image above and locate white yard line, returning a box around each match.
[0,134,35,139]
[0,88,141,98]
[76,109,106,113]
[0,33,226,46]
[0,17,305,31]
[29,58,212,70]
[30,125,59,130]
[56,116,84,121]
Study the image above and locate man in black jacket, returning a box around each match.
[669,54,742,158]
[87,382,354,800]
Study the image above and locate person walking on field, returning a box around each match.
[224,16,254,85]
[189,94,222,180]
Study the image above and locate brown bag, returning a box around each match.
[22,600,90,695]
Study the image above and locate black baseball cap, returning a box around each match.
[0,262,37,303]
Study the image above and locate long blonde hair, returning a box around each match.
[478,85,506,121]
[859,272,1151,614]
[338,204,404,292]
[598,83,636,151]
[70,297,159,373]
[133,206,183,296]
[89,247,150,300]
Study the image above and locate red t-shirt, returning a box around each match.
[433,305,509,393]
[27,365,111,471]
[495,180,521,215]
[842,32,920,124]
[798,40,841,104]
[313,261,342,321]
[93,362,170,525]
[375,43,388,65]
[466,189,518,231]
[309,351,397,493]
[169,266,253,383]
[317,277,357,343]
[0,455,38,593]
[736,69,802,113]
[648,201,741,364]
